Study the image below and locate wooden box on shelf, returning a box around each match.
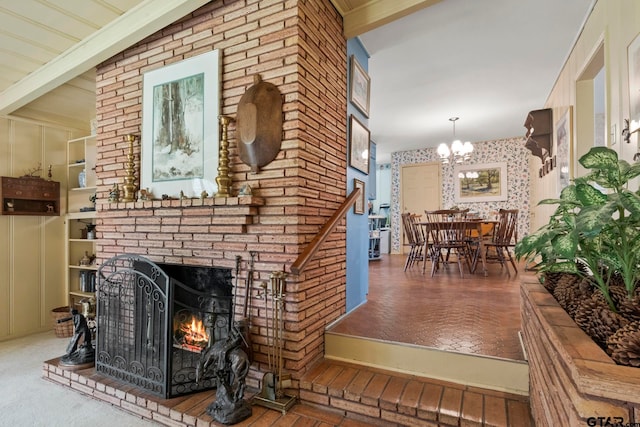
[0,176,60,216]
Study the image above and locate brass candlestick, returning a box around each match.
[121,134,138,202]
[215,115,233,197]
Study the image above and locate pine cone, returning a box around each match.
[574,297,629,350]
[554,276,589,318]
[618,297,640,322]
[577,277,595,297]
[590,285,640,322]
[542,272,564,293]
[576,260,589,275]
[607,321,640,367]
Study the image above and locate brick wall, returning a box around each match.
[94,0,347,389]
[521,280,640,425]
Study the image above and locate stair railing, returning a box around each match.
[290,187,362,275]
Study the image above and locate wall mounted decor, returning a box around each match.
[141,49,221,198]
[236,74,283,173]
[555,106,572,193]
[524,108,553,163]
[349,55,370,117]
[349,115,370,175]
[623,118,632,144]
[353,179,365,215]
[0,176,60,215]
[454,162,507,203]
[628,31,640,135]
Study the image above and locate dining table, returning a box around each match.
[419,218,499,277]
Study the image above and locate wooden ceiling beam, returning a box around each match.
[336,0,442,38]
[0,0,209,116]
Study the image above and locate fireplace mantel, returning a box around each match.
[104,195,265,210]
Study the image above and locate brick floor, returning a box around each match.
[299,359,532,427]
[44,357,532,426]
[330,254,525,361]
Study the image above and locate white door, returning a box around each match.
[400,163,441,253]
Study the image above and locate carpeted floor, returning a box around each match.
[0,331,154,427]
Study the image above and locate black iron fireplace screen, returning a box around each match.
[96,254,233,398]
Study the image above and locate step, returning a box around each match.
[43,354,533,426]
[299,358,533,427]
[41,357,354,426]
[325,331,529,396]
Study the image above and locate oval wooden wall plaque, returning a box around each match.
[236,75,283,173]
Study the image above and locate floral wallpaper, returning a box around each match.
[389,137,531,253]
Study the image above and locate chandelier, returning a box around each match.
[437,117,473,164]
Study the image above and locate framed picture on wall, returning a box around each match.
[141,49,221,198]
[555,106,572,193]
[353,178,365,215]
[349,55,371,117]
[628,32,640,134]
[454,162,507,203]
[349,115,370,174]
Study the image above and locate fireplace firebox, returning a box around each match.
[96,254,233,398]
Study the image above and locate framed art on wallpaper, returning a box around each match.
[349,115,370,175]
[454,162,507,203]
[141,49,221,198]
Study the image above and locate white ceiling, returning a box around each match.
[359,0,595,162]
[0,0,142,129]
[0,0,595,164]
[0,0,210,129]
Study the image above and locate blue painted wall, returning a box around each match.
[346,37,369,312]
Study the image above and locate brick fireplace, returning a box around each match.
[92,0,348,391]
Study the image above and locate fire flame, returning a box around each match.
[178,316,209,350]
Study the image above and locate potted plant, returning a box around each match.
[516,146,640,360]
[516,146,640,425]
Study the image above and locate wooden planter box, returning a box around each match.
[520,277,640,425]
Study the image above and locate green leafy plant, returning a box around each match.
[516,146,640,311]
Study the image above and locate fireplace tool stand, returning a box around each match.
[253,271,296,413]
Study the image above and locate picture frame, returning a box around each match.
[454,162,507,203]
[141,49,221,198]
[555,106,572,193]
[628,31,640,134]
[349,115,370,175]
[353,178,365,215]
[349,55,371,117]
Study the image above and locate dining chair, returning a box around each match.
[423,209,471,277]
[401,212,425,271]
[482,209,519,276]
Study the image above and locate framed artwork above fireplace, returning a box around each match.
[141,49,221,199]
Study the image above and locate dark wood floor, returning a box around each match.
[329,253,525,361]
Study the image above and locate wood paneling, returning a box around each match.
[0,117,70,341]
